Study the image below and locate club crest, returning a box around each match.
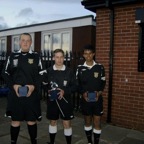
[13,59,18,67]
[63,80,67,86]
[28,59,34,64]
[94,72,99,78]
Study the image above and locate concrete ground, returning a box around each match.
[0,96,144,144]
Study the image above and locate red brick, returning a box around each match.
[96,3,144,130]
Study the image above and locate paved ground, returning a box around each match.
[0,96,144,144]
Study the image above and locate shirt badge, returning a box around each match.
[13,59,18,67]
[94,72,99,78]
[63,80,67,86]
[28,59,34,64]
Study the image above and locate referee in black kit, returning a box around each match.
[76,44,106,144]
[2,33,45,144]
[43,49,76,144]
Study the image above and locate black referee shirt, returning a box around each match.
[2,49,45,90]
[76,61,106,93]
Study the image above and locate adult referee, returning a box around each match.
[76,44,106,144]
[2,33,45,144]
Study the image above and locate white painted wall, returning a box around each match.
[0,16,96,37]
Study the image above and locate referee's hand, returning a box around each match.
[83,92,88,102]
[26,85,35,97]
[57,88,64,100]
[13,84,21,97]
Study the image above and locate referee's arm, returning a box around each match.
[99,65,106,93]
[2,56,14,89]
[75,66,86,94]
[38,56,47,83]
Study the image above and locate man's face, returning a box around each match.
[53,52,64,66]
[19,34,32,52]
[83,50,95,62]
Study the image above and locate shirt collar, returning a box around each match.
[18,49,33,54]
[83,61,96,69]
[53,64,66,71]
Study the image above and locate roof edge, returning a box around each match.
[0,15,95,32]
[81,0,143,12]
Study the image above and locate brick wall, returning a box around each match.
[96,3,144,130]
[73,26,95,53]
[96,8,110,122]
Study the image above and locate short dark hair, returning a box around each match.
[19,33,32,41]
[53,49,64,56]
[83,44,95,53]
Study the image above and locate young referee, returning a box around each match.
[76,44,106,144]
[43,49,76,144]
[2,33,45,144]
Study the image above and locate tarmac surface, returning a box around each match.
[0,96,144,144]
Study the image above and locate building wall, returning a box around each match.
[34,32,41,52]
[0,16,95,53]
[96,8,110,124]
[3,26,95,53]
[7,36,11,53]
[96,3,144,130]
[73,26,95,53]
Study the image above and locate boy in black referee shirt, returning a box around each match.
[2,33,45,144]
[43,49,76,144]
[76,45,106,144]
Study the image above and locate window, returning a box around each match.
[44,34,51,51]
[13,36,19,52]
[30,33,34,51]
[42,29,72,53]
[0,37,6,60]
[62,32,70,52]
[52,33,61,51]
[0,37,6,53]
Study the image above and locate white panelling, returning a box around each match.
[0,16,95,37]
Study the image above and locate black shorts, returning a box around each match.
[81,95,103,116]
[46,98,74,120]
[8,97,41,121]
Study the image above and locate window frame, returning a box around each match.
[41,28,72,53]
[0,37,7,53]
[12,35,20,52]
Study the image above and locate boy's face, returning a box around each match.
[53,52,64,66]
[19,34,32,52]
[83,50,95,62]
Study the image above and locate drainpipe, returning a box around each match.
[106,1,114,123]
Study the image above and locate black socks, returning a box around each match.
[10,125,20,144]
[27,124,37,144]
[85,126,101,144]
[85,130,92,143]
[93,129,101,144]
[49,133,56,144]
[94,133,101,144]
[49,125,57,144]
[84,126,92,144]
[64,128,72,144]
